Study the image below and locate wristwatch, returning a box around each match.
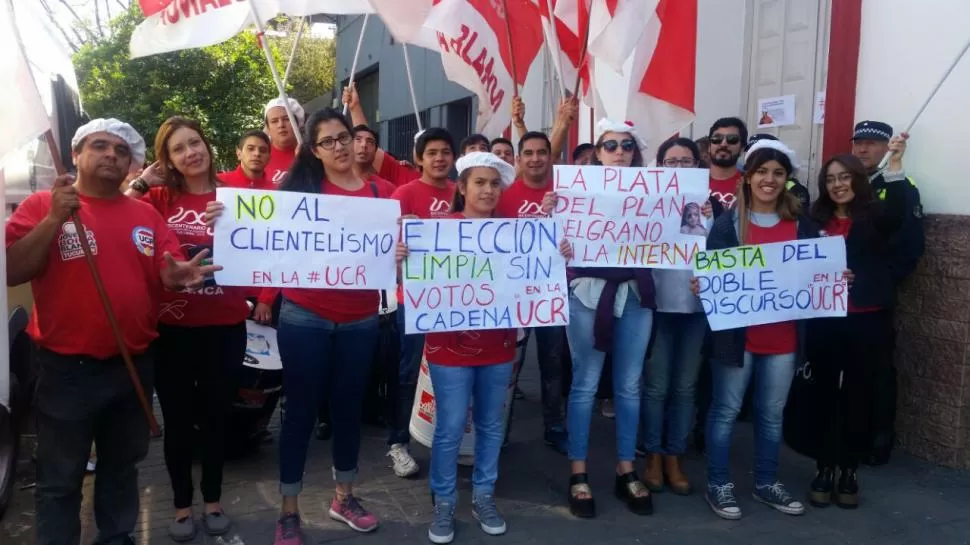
[128,177,150,193]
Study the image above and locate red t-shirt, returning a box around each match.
[379,151,421,187]
[744,219,798,355]
[5,192,181,358]
[710,171,741,209]
[282,179,396,323]
[266,145,297,186]
[823,217,881,313]
[496,179,550,218]
[422,212,517,366]
[391,179,457,304]
[142,188,252,327]
[218,166,274,191]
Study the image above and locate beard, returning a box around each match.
[711,151,740,168]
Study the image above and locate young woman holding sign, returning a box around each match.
[640,138,720,496]
[699,140,815,521]
[806,154,895,509]
[126,116,249,541]
[564,120,656,519]
[207,108,395,545]
[396,152,572,544]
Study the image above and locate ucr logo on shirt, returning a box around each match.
[517,201,544,217]
[429,197,451,215]
[131,226,156,256]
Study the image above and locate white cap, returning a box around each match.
[456,151,516,188]
[71,118,146,166]
[263,97,306,127]
[745,138,799,171]
[595,118,647,151]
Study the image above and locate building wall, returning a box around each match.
[854,0,970,468]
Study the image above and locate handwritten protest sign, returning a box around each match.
[213,188,400,289]
[693,236,848,331]
[553,165,710,269]
[401,218,568,334]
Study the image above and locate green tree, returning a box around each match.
[72,6,334,170]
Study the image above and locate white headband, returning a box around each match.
[745,139,799,171]
[263,97,306,127]
[71,118,146,166]
[595,118,647,151]
[456,151,516,188]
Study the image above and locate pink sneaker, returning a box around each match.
[328,495,379,532]
[274,513,303,545]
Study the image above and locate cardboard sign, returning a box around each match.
[401,218,569,334]
[212,188,400,290]
[553,165,710,269]
[693,236,848,331]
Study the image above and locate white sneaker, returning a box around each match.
[387,444,419,478]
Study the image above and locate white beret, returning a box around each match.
[456,151,516,188]
[595,118,647,151]
[745,138,799,171]
[263,97,306,127]
[71,118,146,166]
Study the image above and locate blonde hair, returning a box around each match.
[735,148,801,244]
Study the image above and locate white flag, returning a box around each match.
[0,0,51,162]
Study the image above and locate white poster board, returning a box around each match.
[401,218,568,334]
[212,188,400,290]
[693,237,848,331]
[553,165,709,270]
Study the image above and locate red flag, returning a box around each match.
[138,0,173,17]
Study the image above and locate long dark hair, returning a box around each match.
[811,154,878,226]
[592,131,644,167]
[280,107,353,194]
[735,148,800,243]
[154,116,218,197]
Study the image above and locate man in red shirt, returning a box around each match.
[5,118,218,545]
[385,128,457,478]
[343,84,421,186]
[263,97,304,186]
[219,129,272,190]
[706,117,748,209]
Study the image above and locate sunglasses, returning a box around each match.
[709,134,741,146]
[600,139,637,153]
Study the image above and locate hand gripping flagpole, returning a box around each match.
[247,0,303,146]
[344,14,370,116]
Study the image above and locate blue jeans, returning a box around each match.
[706,351,796,486]
[511,326,566,430]
[640,312,707,455]
[388,308,425,445]
[566,291,653,462]
[428,361,515,503]
[277,300,378,496]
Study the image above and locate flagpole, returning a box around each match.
[573,17,591,99]
[500,0,519,97]
[402,44,424,132]
[282,16,307,88]
[344,14,370,115]
[247,0,303,146]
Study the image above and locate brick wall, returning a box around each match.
[895,214,970,467]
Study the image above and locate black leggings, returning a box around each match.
[155,322,246,508]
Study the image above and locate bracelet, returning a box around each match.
[128,177,149,193]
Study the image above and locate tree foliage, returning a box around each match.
[72,5,334,169]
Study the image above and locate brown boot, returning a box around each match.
[642,454,664,492]
[663,455,691,495]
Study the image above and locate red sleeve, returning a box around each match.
[257,287,280,306]
[5,193,49,249]
[141,186,167,211]
[379,152,420,186]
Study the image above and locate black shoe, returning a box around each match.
[315,422,332,441]
[835,468,859,509]
[614,472,653,516]
[808,467,834,508]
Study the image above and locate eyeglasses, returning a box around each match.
[315,133,352,150]
[825,171,854,185]
[662,158,698,168]
[600,139,636,153]
[709,134,741,146]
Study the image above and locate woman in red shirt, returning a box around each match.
[700,142,814,521]
[807,154,894,509]
[125,117,249,540]
[396,152,570,544]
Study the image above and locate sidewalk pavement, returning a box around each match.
[4,356,970,545]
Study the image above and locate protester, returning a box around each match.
[384,128,458,478]
[490,137,515,166]
[6,118,218,545]
[351,124,381,178]
[263,97,304,185]
[695,136,711,167]
[460,133,490,155]
[707,117,747,209]
[747,133,811,211]
[571,143,595,166]
[699,145,810,521]
[565,119,655,519]
[640,137,720,496]
[126,116,249,540]
[850,120,925,465]
[218,129,272,190]
[807,154,894,509]
[343,83,422,186]
[495,131,568,455]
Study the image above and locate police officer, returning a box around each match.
[850,120,926,465]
